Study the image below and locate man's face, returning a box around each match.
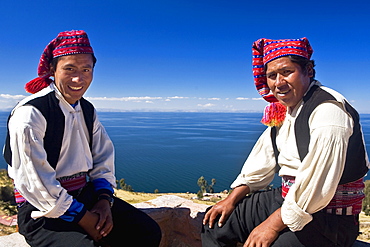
[51,54,94,104]
[266,56,313,111]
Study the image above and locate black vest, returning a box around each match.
[271,85,368,184]
[3,92,94,169]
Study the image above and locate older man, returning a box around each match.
[202,38,369,246]
[4,30,161,247]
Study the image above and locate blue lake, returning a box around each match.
[0,111,369,193]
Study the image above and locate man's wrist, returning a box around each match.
[98,194,114,208]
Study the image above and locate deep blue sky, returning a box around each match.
[1,0,369,112]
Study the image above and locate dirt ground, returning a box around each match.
[358,212,370,242]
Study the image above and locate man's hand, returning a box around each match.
[90,198,114,237]
[78,210,103,242]
[243,221,279,247]
[203,198,236,228]
[77,198,113,242]
[203,185,250,228]
[243,208,286,247]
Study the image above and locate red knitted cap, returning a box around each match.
[252,38,313,126]
[25,30,94,94]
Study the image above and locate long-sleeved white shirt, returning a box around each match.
[231,81,369,231]
[7,83,116,219]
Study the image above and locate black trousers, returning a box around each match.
[201,188,359,247]
[17,183,162,247]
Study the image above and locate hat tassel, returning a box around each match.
[25,76,53,94]
[261,102,287,127]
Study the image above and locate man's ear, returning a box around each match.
[306,63,314,78]
[49,66,55,77]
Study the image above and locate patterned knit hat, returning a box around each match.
[25,30,94,94]
[252,37,313,126]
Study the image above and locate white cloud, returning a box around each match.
[197,103,215,108]
[167,96,189,99]
[86,96,194,102]
[86,96,163,102]
[236,97,263,101]
[236,97,249,100]
[0,93,267,112]
[0,94,27,110]
[0,94,27,100]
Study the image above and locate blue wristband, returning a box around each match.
[60,199,86,223]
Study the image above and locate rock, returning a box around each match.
[0,232,29,247]
[134,195,209,247]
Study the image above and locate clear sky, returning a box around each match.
[1,0,369,113]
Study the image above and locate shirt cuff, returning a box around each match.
[281,199,313,232]
[230,175,258,193]
[92,178,114,197]
[60,199,87,223]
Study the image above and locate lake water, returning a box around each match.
[0,111,369,193]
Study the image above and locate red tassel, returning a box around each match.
[25,76,53,94]
[261,102,287,127]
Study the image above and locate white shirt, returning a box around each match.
[231,81,369,231]
[7,83,116,219]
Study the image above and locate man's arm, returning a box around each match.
[203,185,250,228]
[8,106,73,218]
[282,102,353,231]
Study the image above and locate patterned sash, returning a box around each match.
[281,176,364,215]
[14,172,87,206]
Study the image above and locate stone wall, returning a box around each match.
[0,195,209,247]
[135,195,209,247]
[1,195,369,246]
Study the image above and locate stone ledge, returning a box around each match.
[1,195,369,247]
[135,195,209,247]
[0,195,209,247]
[0,232,29,247]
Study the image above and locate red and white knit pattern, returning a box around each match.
[281,176,365,215]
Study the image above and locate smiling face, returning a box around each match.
[50,54,94,104]
[266,56,313,112]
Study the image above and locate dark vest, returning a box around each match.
[271,85,368,184]
[3,92,94,169]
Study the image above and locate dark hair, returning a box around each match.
[264,55,316,82]
[288,55,316,81]
[50,54,97,71]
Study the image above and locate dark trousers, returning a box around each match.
[201,188,359,247]
[17,183,162,247]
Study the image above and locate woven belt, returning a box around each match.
[57,172,87,192]
[281,176,365,216]
[322,207,357,216]
[15,172,88,207]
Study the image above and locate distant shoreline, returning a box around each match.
[1,109,370,114]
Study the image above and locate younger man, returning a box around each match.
[4,30,161,247]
